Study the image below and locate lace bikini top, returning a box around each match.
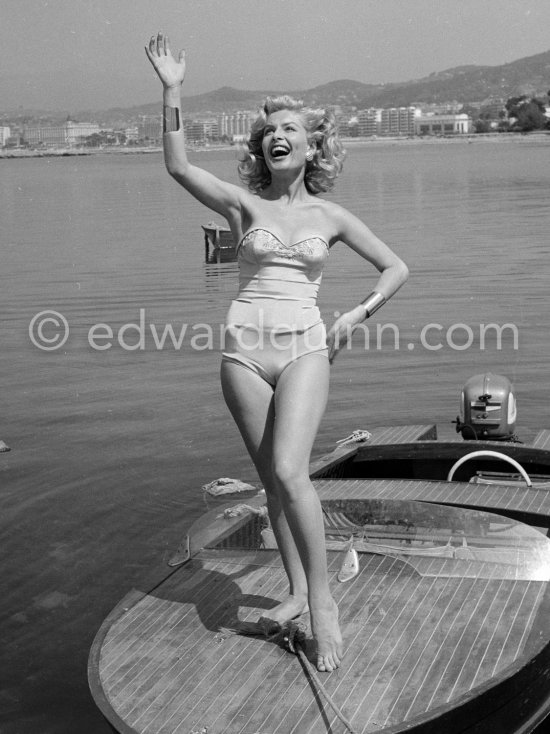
[236,227,330,304]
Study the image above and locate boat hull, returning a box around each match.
[89,424,550,733]
[89,500,550,733]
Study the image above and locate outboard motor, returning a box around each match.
[455,372,517,441]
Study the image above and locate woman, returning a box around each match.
[146,32,409,673]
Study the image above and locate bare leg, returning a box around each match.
[221,355,342,671]
[272,354,342,672]
[221,361,309,622]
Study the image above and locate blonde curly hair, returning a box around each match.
[238,95,345,194]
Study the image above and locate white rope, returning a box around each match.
[336,429,372,447]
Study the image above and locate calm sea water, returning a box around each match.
[1,138,550,733]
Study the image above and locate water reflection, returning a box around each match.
[203,261,239,294]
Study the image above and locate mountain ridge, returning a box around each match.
[175,48,550,113]
[6,48,550,126]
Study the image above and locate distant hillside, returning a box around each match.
[15,47,550,127]
[114,49,550,119]
[93,80,396,123]
[288,80,387,108]
[355,49,550,107]
[92,82,383,123]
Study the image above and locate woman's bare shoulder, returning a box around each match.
[317,199,363,234]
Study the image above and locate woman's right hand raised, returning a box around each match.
[145,32,186,89]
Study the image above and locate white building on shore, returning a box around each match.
[22,120,100,147]
[352,107,419,137]
[348,107,473,138]
[137,116,162,142]
[218,111,253,141]
[0,126,11,147]
[414,113,472,135]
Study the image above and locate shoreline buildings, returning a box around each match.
[351,107,417,137]
[415,113,471,135]
[218,111,252,141]
[2,105,474,150]
[348,107,472,137]
[21,120,100,147]
[0,126,11,146]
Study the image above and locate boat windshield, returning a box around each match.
[321,499,550,581]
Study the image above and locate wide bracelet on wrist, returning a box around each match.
[360,291,386,320]
[163,105,181,134]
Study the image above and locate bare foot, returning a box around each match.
[310,598,342,673]
[261,594,308,629]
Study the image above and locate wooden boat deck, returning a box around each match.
[89,426,550,733]
[309,425,436,478]
[90,547,549,734]
[532,430,550,451]
[366,425,437,445]
[319,424,550,451]
[90,494,550,734]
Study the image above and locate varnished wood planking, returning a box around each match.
[197,552,349,734]
[125,563,285,731]
[175,563,310,734]
[335,559,437,728]
[333,569,542,731]
[367,425,437,445]
[91,429,550,734]
[309,426,437,480]
[532,429,550,450]
[101,554,302,733]
[96,545,547,734]
[104,563,240,696]
[147,554,336,734]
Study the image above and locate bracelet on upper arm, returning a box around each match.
[163,105,181,134]
[360,291,386,320]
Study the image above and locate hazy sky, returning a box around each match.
[3,0,550,111]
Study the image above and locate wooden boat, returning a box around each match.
[202,222,236,263]
[88,419,550,734]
